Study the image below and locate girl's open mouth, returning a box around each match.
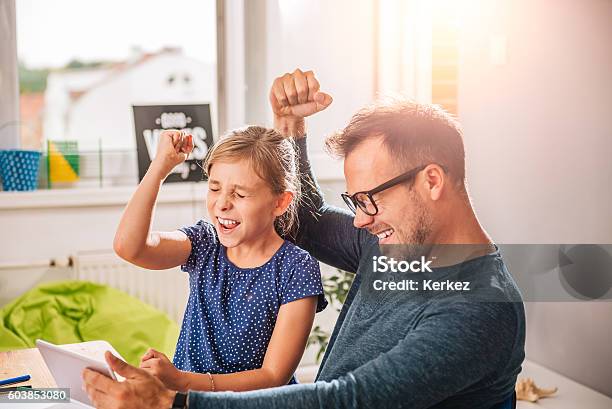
[217,216,241,233]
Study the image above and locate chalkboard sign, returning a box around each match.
[133,104,214,183]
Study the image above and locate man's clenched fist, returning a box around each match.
[269,69,332,137]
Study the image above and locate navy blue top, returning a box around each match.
[174,220,327,383]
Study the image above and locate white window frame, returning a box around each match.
[216,0,246,134]
[0,0,20,150]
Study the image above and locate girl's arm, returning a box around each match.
[113,130,194,270]
[141,296,318,391]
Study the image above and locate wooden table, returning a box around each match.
[0,342,125,408]
[0,349,58,409]
[2,349,612,408]
[0,341,123,389]
[0,348,56,388]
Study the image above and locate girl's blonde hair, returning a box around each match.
[203,125,301,237]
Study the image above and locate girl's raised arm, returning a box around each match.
[114,130,194,270]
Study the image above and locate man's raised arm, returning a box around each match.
[270,69,373,273]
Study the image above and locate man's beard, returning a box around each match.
[381,191,433,261]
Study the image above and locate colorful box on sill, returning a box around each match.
[48,140,80,184]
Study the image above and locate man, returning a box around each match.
[83,69,525,409]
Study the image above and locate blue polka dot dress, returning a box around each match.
[174,220,327,384]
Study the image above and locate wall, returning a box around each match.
[0,184,205,278]
[459,0,612,244]
[457,0,612,396]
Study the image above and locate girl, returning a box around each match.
[113,126,326,392]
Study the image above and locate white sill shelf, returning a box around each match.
[517,360,612,408]
[0,182,208,210]
[296,360,612,406]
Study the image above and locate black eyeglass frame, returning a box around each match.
[341,163,447,216]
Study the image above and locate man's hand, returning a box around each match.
[140,348,187,392]
[269,69,332,138]
[149,130,194,179]
[83,351,176,409]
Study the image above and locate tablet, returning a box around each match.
[36,339,117,407]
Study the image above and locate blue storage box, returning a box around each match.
[0,149,42,191]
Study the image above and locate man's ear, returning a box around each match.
[274,191,295,216]
[422,164,445,201]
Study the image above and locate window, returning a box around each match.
[431,1,459,115]
[16,0,217,187]
[375,0,459,116]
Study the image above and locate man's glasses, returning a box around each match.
[341,164,446,216]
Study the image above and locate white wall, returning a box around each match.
[459,0,612,244]
[457,0,612,397]
[0,184,206,266]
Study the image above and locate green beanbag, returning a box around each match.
[0,280,180,365]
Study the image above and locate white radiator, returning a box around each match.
[74,250,190,323]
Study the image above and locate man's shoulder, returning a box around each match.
[446,249,523,303]
[425,251,526,326]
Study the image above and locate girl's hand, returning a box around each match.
[139,348,187,391]
[150,130,194,179]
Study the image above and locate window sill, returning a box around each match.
[0,182,207,210]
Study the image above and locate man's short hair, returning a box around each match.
[325,97,466,190]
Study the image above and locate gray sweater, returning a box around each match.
[189,137,525,408]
